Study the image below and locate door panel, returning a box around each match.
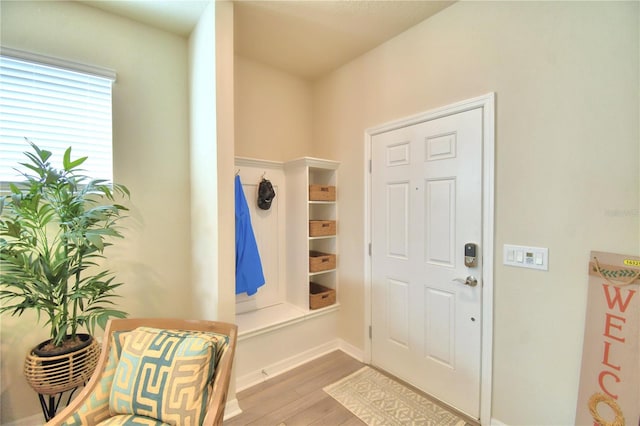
[425,287,455,366]
[387,278,409,347]
[425,178,456,266]
[387,182,410,258]
[371,108,483,418]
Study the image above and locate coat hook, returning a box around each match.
[235,169,240,176]
[261,171,267,179]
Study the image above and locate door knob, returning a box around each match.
[453,276,478,287]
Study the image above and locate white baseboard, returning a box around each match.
[223,398,242,420]
[491,418,508,426]
[236,338,357,391]
[337,338,364,361]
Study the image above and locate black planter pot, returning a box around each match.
[32,333,93,358]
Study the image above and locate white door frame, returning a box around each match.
[363,93,495,425]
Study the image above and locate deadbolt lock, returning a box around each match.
[465,243,478,267]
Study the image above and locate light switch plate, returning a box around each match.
[503,244,548,271]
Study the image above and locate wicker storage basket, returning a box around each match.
[309,220,336,237]
[24,336,100,395]
[309,282,336,310]
[309,250,336,272]
[309,185,336,201]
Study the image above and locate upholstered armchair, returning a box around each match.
[46,318,237,426]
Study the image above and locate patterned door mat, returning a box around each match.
[323,366,467,426]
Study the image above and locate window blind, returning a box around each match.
[0,52,115,183]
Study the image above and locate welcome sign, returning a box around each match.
[575,251,640,426]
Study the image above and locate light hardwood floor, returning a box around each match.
[224,350,477,426]
[224,350,365,426]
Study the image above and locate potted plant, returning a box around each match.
[0,140,130,396]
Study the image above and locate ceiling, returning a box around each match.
[80,0,454,80]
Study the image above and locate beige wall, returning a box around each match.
[188,0,237,400]
[235,55,313,161]
[214,2,237,325]
[189,1,222,321]
[313,1,639,424]
[0,1,193,422]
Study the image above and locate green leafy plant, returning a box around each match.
[0,140,130,349]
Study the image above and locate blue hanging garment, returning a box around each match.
[235,175,266,296]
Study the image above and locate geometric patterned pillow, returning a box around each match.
[109,327,222,426]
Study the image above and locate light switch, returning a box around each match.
[535,252,543,265]
[504,244,549,271]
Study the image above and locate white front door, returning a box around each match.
[371,107,483,419]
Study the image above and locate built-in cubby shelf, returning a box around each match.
[285,157,339,311]
[234,156,339,338]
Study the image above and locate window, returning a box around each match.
[0,48,116,183]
